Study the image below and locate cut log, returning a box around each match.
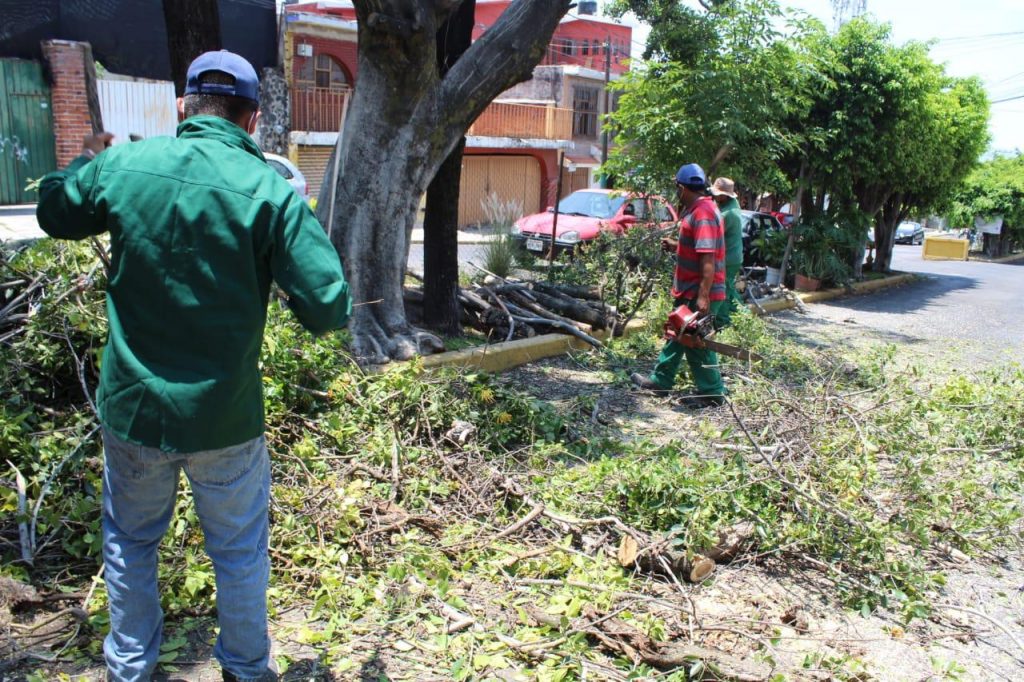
[504,290,589,331]
[704,521,756,563]
[518,286,606,330]
[617,535,716,583]
[534,281,602,301]
[458,288,492,313]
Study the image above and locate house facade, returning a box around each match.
[283,0,631,226]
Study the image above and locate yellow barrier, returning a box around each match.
[922,235,969,261]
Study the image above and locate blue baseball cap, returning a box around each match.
[184,50,260,105]
[675,163,707,187]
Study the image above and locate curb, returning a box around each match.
[978,252,1024,265]
[796,272,916,304]
[422,272,915,372]
[422,319,647,373]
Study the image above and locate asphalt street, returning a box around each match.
[775,244,1024,368]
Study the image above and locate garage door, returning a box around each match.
[295,145,333,199]
[459,155,541,227]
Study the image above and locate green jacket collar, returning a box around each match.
[720,197,740,212]
[176,115,265,162]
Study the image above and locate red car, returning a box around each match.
[512,189,679,255]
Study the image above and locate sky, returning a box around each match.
[614,0,1024,155]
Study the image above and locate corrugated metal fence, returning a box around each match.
[97,79,177,143]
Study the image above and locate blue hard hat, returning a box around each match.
[184,50,260,105]
[675,163,707,187]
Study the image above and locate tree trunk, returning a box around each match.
[423,0,476,336]
[317,0,571,364]
[873,194,905,273]
[163,0,223,97]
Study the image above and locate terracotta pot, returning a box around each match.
[794,274,821,292]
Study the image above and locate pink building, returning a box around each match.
[282,1,632,225]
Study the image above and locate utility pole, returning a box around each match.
[549,150,565,277]
[599,35,611,188]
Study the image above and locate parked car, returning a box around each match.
[740,210,785,266]
[265,153,309,202]
[895,221,925,245]
[769,211,795,228]
[512,189,678,255]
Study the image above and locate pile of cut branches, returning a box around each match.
[407,278,618,348]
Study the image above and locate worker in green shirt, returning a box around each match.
[710,177,744,328]
[36,51,350,682]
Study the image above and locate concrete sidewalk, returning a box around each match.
[409,226,496,245]
[0,205,45,243]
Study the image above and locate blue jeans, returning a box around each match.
[101,428,271,682]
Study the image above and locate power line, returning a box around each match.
[991,94,1024,104]
[933,30,1024,43]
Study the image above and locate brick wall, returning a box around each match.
[291,34,358,85]
[42,40,97,168]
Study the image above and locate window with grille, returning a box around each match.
[572,86,598,138]
[297,54,348,90]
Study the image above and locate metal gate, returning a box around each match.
[458,155,542,227]
[0,59,57,205]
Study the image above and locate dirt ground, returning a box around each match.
[3,309,1022,682]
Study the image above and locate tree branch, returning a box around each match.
[439,0,571,132]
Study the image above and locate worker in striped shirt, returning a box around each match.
[631,163,726,407]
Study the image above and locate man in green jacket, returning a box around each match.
[710,177,744,328]
[36,51,350,682]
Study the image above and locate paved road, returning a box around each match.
[776,244,1024,368]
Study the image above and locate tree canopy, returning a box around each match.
[948,154,1024,255]
[604,3,991,273]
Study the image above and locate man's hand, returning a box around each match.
[661,237,678,253]
[81,133,114,159]
[696,292,710,316]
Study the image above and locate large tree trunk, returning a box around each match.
[423,0,476,336]
[317,0,571,364]
[163,0,223,96]
[873,194,906,273]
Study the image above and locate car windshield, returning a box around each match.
[557,191,626,219]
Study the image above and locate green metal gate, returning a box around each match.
[0,59,57,205]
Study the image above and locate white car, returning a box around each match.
[265,153,309,202]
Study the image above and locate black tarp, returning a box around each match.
[0,0,276,79]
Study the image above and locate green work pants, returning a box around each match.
[717,263,742,329]
[649,298,725,395]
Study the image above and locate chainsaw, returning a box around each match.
[663,304,762,362]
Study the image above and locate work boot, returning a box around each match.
[222,669,278,682]
[677,393,725,409]
[630,372,669,393]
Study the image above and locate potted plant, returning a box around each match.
[793,238,853,290]
[754,229,788,285]
[793,250,824,291]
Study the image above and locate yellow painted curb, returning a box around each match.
[754,298,797,314]
[985,252,1024,264]
[422,274,911,372]
[422,318,647,372]
[797,273,915,304]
